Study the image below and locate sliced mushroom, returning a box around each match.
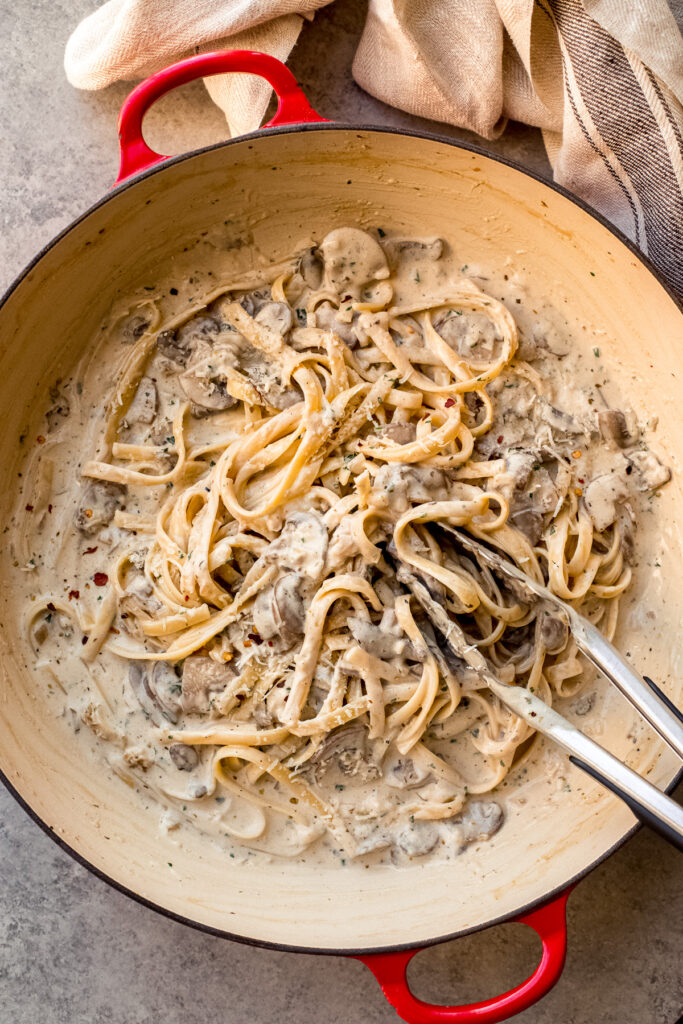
[385,756,433,790]
[236,343,300,410]
[126,376,158,425]
[382,237,444,269]
[598,410,630,448]
[119,574,164,629]
[128,661,180,726]
[628,450,671,493]
[319,227,390,302]
[356,830,392,855]
[310,721,379,783]
[312,302,361,348]
[157,315,220,366]
[265,510,329,579]
[347,616,414,660]
[298,247,324,289]
[236,287,271,317]
[458,800,504,843]
[528,466,559,513]
[378,421,417,445]
[434,309,500,361]
[403,465,450,503]
[179,338,239,412]
[169,743,199,771]
[149,662,182,721]
[74,481,127,535]
[584,462,630,531]
[505,451,536,489]
[539,610,569,654]
[508,504,544,546]
[252,573,305,647]
[516,332,540,362]
[252,701,273,729]
[541,404,586,439]
[255,301,294,336]
[120,312,151,343]
[180,655,236,714]
[374,464,450,513]
[396,821,439,856]
[505,461,559,533]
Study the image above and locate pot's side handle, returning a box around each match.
[116,49,327,184]
[355,888,573,1024]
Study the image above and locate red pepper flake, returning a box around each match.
[81,636,88,645]
[184,595,190,602]
[497,435,504,444]
[47,504,53,514]
[93,572,108,586]
[25,504,34,512]
[84,546,98,555]
[109,627,120,634]
[243,639,252,648]
[68,589,80,600]
[36,435,45,445]
[247,632,264,646]
[578,478,584,484]
[444,398,456,408]
[46,602,56,612]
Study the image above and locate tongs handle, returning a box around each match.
[570,614,683,760]
[483,663,683,853]
[401,567,683,853]
[440,525,683,761]
[569,755,683,851]
[499,677,683,852]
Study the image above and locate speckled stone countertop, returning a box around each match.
[1,2,682,1022]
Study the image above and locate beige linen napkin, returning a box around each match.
[65,0,683,296]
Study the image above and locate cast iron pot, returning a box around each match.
[1,50,682,1024]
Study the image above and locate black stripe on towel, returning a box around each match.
[551,0,683,298]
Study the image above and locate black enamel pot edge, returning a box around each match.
[1,121,682,957]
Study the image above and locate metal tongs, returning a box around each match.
[397,525,683,851]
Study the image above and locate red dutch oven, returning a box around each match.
[1,50,682,1024]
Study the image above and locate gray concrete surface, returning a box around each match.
[1,2,681,1022]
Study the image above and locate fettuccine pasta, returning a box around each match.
[18,227,670,861]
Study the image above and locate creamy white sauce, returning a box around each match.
[8,227,671,869]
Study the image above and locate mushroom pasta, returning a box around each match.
[17,227,671,861]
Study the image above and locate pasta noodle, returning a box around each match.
[20,227,671,861]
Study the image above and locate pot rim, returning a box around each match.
[1,121,682,956]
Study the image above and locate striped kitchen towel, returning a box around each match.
[65,0,683,297]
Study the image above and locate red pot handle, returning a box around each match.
[116,49,327,184]
[356,887,573,1024]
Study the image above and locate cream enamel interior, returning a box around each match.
[1,128,681,952]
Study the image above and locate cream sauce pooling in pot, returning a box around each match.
[10,227,671,867]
